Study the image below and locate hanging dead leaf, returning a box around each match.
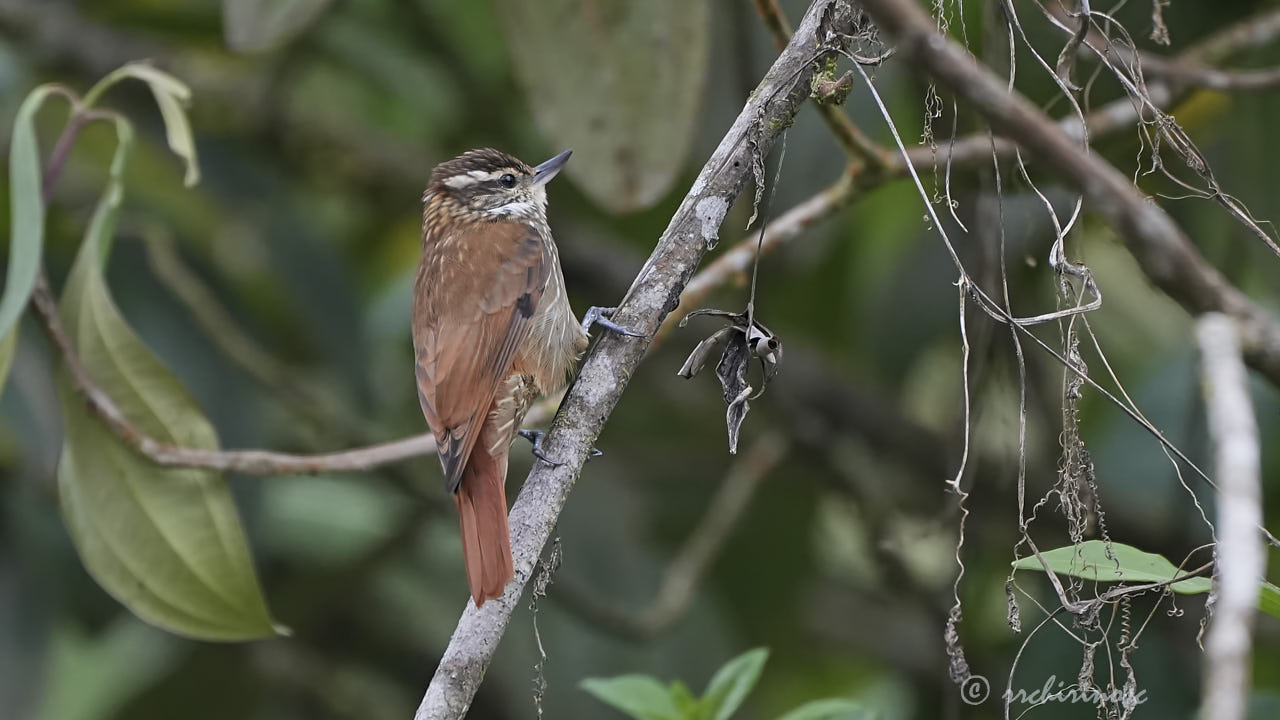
[677,308,782,453]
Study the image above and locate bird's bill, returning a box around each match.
[532,149,572,186]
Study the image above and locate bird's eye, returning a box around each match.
[499,173,517,188]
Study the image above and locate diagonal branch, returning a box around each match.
[413,2,861,717]
[859,0,1280,389]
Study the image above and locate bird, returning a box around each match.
[413,148,638,606]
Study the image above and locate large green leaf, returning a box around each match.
[1012,541,1210,593]
[222,0,335,53]
[56,116,280,641]
[580,675,681,720]
[775,699,872,720]
[496,0,710,212]
[702,648,769,720]
[1012,540,1280,619]
[1,85,59,342]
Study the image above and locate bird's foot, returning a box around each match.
[582,306,644,338]
[518,429,562,466]
[518,429,603,465]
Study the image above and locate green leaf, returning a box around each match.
[580,675,682,720]
[775,699,872,720]
[85,63,200,187]
[1011,541,1210,593]
[0,326,15,399]
[670,681,703,717]
[496,0,710,212]
[1012,541,1280,620]
[56,115,280,641]
[222,0,335,53]
[702,648,769,720]
[1,85,60,342]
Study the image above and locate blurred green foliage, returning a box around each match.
[1,1,1279,719]
[581,648,868,720]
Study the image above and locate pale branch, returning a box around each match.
[859,0,1280,389]
[551,431,788,641]
[413,3,860,717]
[1141,62,1280,92]
[1181,8,1280,67]
[1197,314,1264,720]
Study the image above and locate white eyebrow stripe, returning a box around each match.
[443,168,515,189]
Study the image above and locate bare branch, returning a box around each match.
[1147,63,1280,92]
[413,3,861,716]
[1197,314,1263,720]
[859,0,1280,389]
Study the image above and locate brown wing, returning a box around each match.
[412,221,549,493]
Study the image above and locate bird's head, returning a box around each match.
[426,147,571,221]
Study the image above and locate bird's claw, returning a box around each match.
[518,429,604,465]
[582,306,644,338]
[518,429,563,467]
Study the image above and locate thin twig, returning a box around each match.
[1197,314,1263,720]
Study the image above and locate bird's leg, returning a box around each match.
[582,306,644,338]
[517,429,603,464]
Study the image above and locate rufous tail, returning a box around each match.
[453,445,514,607]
